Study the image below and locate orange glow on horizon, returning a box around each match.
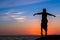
[0,18,60,35]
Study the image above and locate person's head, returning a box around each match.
[43,8,46,12]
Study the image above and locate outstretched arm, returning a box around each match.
[33,13,42,16]
[47,13,56,17]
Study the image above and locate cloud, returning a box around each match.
[0,0,46,8]
[15,12,24,15]
[1,10,26,22]
[14,16,26,22]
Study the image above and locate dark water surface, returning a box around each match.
[0,35,40,40]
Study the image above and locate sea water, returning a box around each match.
[0,35,40,40]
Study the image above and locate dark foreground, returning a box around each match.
[36,35,60,40]
[0,35,60,40]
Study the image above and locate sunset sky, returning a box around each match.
[0,0,60,35]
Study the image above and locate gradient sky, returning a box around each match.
[0,0,60,35]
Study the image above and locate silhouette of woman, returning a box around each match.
[33,8,56,36]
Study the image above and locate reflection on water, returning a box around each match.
[0,35,40,40]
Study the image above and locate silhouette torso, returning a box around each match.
[41,12,48,30]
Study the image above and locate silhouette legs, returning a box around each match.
[45,27,47,36]
[41,27,43,36]
[41,28,47,37]
[41,22,47,37]
[45,23,47,36]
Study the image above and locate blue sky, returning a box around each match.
[0,0,60,35]
[0,0,60,23]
